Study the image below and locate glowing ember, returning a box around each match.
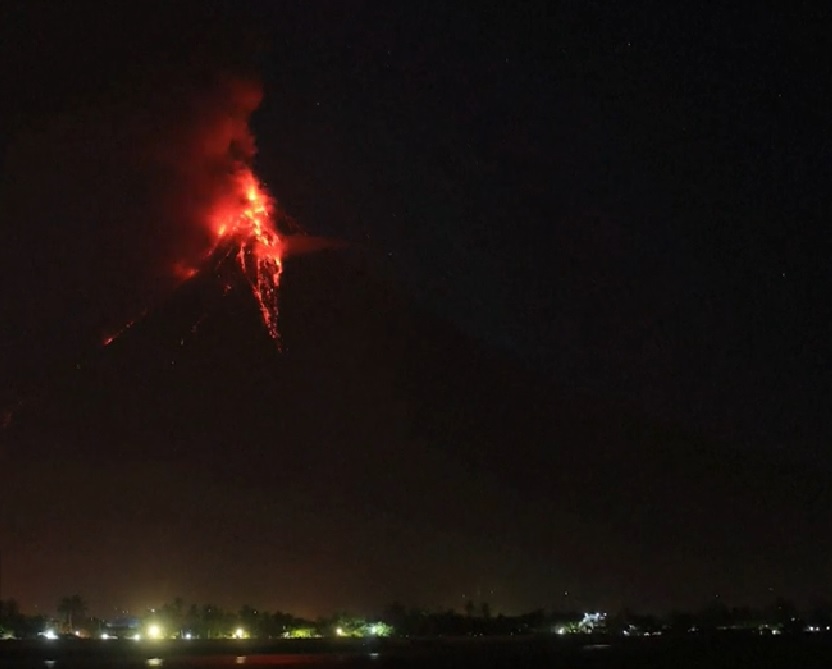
[102,309,149,347]
[209,168,285,342]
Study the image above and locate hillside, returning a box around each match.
[2,250,829,614]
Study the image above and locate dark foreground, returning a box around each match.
[3,636,832,668]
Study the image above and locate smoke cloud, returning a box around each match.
[148,75,269,264]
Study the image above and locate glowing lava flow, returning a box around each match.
[209,168,285,342]
[98,168,288,351]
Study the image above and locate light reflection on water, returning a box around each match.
[173,654,357,665]
[20,651,388,668]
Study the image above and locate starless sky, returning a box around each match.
[0,2,829,616]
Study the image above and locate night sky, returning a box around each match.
[0,2,829,617]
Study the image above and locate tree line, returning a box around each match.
[2,595,831,639]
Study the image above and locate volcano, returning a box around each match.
[2,249,831,615]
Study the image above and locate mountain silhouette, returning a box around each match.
[2,249,829,614]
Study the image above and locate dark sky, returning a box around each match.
[0,1,829,617]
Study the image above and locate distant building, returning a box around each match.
[580,612,607,633]
[102,617,141,640]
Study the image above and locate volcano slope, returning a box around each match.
[2,249,829,613]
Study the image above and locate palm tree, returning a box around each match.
[464,598,475,617]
